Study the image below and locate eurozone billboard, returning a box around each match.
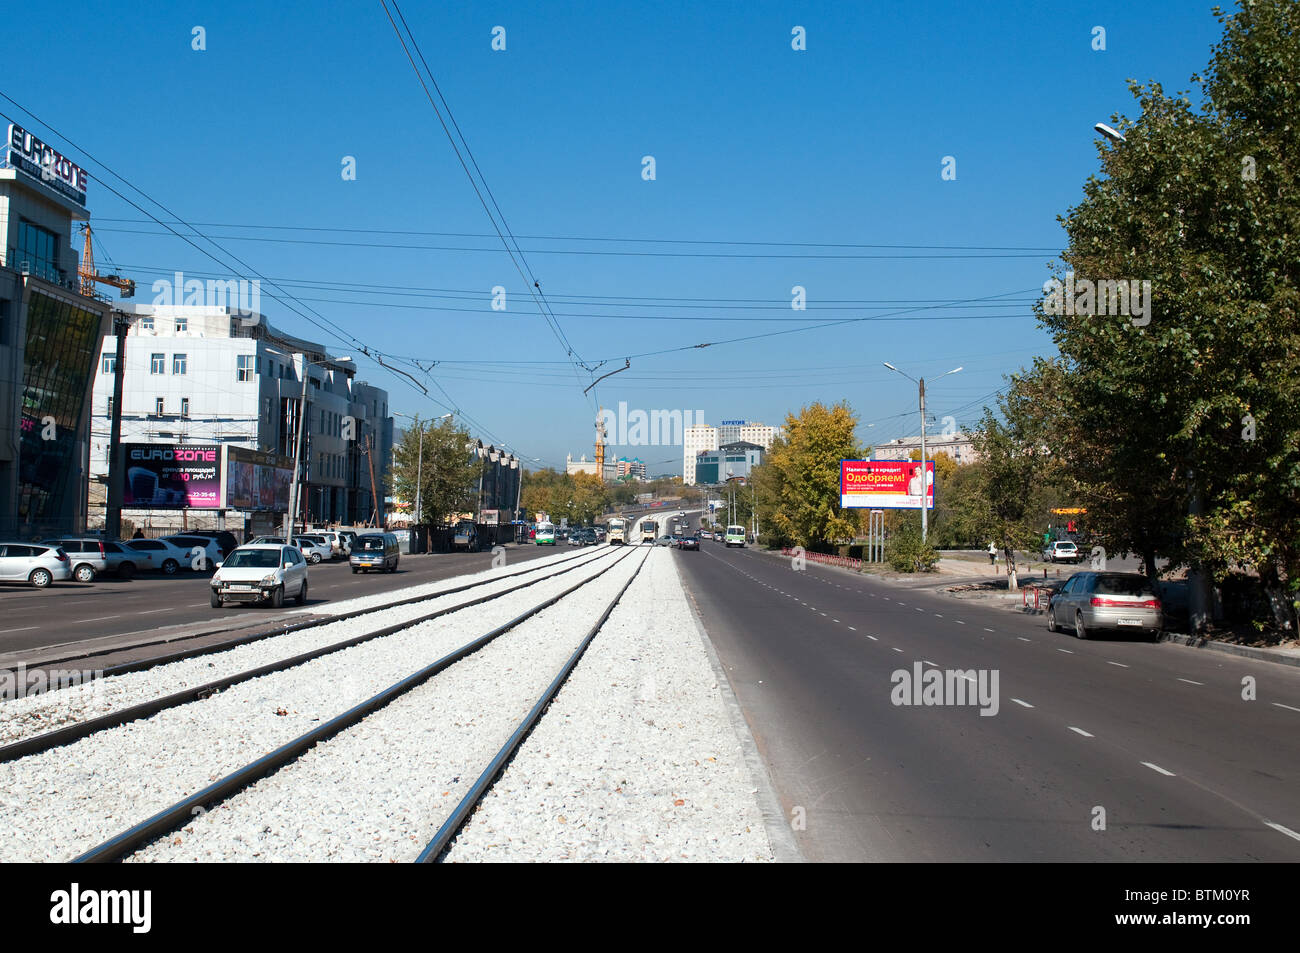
[840,459,935,509]
[124,444,221,509]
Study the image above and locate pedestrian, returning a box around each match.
[988,541,997,567]
[132,527,145,539]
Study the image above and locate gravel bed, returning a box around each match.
[0,549,636,862]
[0,547,608,748]
[130,549,651,862]
[444,548,773,862]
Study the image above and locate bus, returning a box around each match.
[535,521,556,545]
[724,525,746,547]
[607,518,626,545]
[641,520,657,544]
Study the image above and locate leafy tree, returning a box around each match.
[753,401,861,549]
[385,416,480,528]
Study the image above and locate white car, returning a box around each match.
[1043,540,1082,564]
[124,537,202,575]
[211,544,309,608]
[159,535,222,571]
[294,535,333,564]
[313,530,345,557]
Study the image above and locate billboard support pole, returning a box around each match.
[919,377,928,542]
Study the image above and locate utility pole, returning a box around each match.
[919,376,928,542]
[104,310,130,540]
[413,422,424,526]
[364,433,380,527]
[285,356,311,539]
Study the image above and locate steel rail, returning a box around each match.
[3,545,602,694]
[2,547,619,763]
[417,547,651,862]
[71,546,641,863]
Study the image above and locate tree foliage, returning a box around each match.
[385,416,480,527]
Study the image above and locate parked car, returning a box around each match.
[311,530,345,558]
[160,535,223,571]
[294,535,333,564]
[350,533,400,573]
[0,542,71,588]
[677,535,700,551]
[41,538,111,583]
[211,544,309,608]
[1047,572,1163,639]
[335,530,357,555]
[124,537,200,575]
[250,536,286,546]
[452,521,479,553]
[1043,540,1081,564]
[180,530,240,560]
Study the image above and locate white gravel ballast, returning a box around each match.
[443,547,773,862]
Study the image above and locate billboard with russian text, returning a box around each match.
[840,460,935,509]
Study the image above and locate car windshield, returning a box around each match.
[223,549,281,568]
[359,537,386,551]
[1095,575,1156,597]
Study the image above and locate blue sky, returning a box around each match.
[2,1,1225,473]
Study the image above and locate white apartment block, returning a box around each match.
[684,419,783,485]
[90,304,393,531]
[872,433,979,465]
[683,424,718,486]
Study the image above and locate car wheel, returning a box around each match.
[211,591,223,608]
[1046,604,1057,632]
[74,563,96,583]
[162,558,179,575]
[351,567,358,574]
[295,580,308,605]
[310,553,321,564]
[268,585,284,609]
[29,568,52,589]
[1075,611,1089,640]
[118,562,136,580]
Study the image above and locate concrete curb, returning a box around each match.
[676,564,803,863]
[1158,632,1300,668]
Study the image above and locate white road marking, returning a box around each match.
[983,628,995,632]
[934,613,943,618]
[954,620,966,625]
[1058,648,1074,654]
[1106,661,1129,668]
[1011,698,1034,708]
[1265,821,1300,842]
[1177,678,1204,686]
[832,619,840,623]
[891,647,903,653]
[0,626,38,634]
[922,660,938,667]
[819,612,827,616]
[1272,702,1300,714]
[136,608,171,614]
[1017,637,1032,642]
[1068,727,1094,737]
[847,626,856,631]
[1141,762,1176,777]
[77,615,121,623]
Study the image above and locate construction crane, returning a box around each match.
[78,223,135,298]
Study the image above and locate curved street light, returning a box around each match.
[881,362,962,541]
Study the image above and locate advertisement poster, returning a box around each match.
[223,447,293,511]
[124,444,221,509]
[840,460,935,509]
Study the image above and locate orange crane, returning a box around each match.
[78,223,135,298]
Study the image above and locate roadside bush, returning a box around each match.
[886,521,938,573]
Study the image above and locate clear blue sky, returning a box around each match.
[2,1,1225,473]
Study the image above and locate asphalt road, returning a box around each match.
[0,543,563,658]
[676,542,1300,862]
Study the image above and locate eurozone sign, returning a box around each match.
[840,460,934,509]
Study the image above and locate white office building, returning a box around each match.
[89,304,393,533]
[684,419,783,485]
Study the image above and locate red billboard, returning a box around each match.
[840,459,935,509]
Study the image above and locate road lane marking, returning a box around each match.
[1011,698,1034,708]
[867,635,878,641]
[984,627,995,632]
[0,626,38,634]
[1068,727,1094,737]
[136,608,171,614]
[832,619,840,623]
[922,660,938,667]
[819,612,827,616]
[1058,648,1074,654]
[954,620,966,625]
[891,647,903,653]
[1106,661,1129,668]
[934,613,943,618]
[1272,702,1300,714]
[1265,821,1300,842]
[1017,636,1033,642]
[1177,678,1204,686]
[1141,762,1176,777]
[77,615,121,623]
[847,626,856,631]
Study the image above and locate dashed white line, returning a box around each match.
[954,620,966,625]
[1068,727,1094,737]
[891,647,903,653]
[983,628,995,633]
[0,626,37,634]
[1058,648,1074,654]
[1272,702,1300,714]
[922,660,938,667]
[77,615,121,623]
[1011,698,1034,708]
[1106,661,1129,668]
[1141,762,1176,777]
[847,626,856,631]
[1177,678,1204,686]
[934,613,944,618]
[867,635,878,641]
[1017,637,1032,642]
[832,619,840,623]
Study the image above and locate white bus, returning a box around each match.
[535,521,556,545]
[725,525,746,547]
[607,518,626,545]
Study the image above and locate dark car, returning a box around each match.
[676,535,699,551]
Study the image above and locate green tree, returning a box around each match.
[753,401,861,549]
[385,416,480,528]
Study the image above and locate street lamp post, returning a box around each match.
[393,411,453,527]
[883,362,962,541]
[285,354,352,540]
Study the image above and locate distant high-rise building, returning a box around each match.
[684,419,782,485]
